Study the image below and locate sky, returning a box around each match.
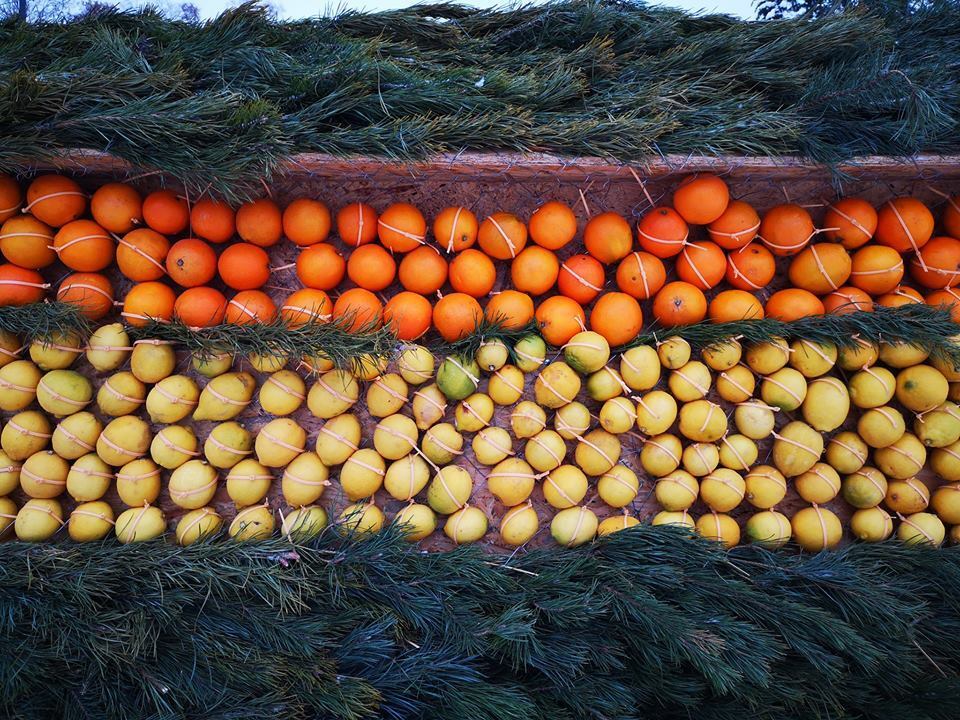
[187,0,758,20]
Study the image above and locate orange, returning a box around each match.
[709,290,764,322]
[191,198,235,243]
[616,251,665,299]
[652,281,707,327]
[910,236,960,289]
[764,288,824,321]
[675,241,726,290]
[637,207,688,258]
[760,204,814,256]
[529,201,577,250]
[433,292,482,341]
[122,281,176,326]
[282,289,333,327]
[347,244,397,292]
[590,292,642,347]
[174,287,228,328]
[378,202,426,253]
[849,245,904,295]
[511,246,559,296]
[876,285,923,308]
[226,290,277,325]
[708,200,759,249]
[24,175,86,227]
[875,197,934,253]
[449,249,496,297]
[725,242,775,291]
[823,198,877,249]
[282,198,331,247]
[218,243,270,291]
[90,183,142,234]
[52,220,114,272]
[384,291,432,341]
[117,228,170,282]
[823,286,873,315]
[337,202,378,247]
[398,245,447,295]
[0,264,46,306]
[558,254,605,304]
[584,212,632,264]
[56,273,113,320]
[236,198,282,247]
[535,295,585,346]
[0,215,55,269]
[0,174,22,222]
[927,288,960,322]
[944,196,960,239]
[142,189,189,235]
[332,288,383,331]
[297,243,346,291]
[166,238,217,288]
[787,243,852,295]
[673,173,730,225]
[486,290,534,329]
[478,212,528,260]
[433,206,478,253]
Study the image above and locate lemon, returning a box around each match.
[744,511,791,548]
[744,465,786,509]
[791,506,842,551]
[444,506,488,544]
[668,360,711,401]
[597,464,639,508]
[696,513,740,548]
[499,503,539,546]
[655,470,698,511]
[896,364,948,413]
[657,337,690,369]
[849,507,893,542]
[393,503,435,542]
[543,465,588,509]
[842,467,887,508]
[550,506,598,547]
[620,345,660,390]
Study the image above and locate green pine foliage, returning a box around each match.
[1,1,959,198]
[0,527,958,718]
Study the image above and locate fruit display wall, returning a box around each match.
[1,158,960,551]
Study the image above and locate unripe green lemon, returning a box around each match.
[168,460,218,509]
[651,509,695,530]
[896,364,949,413]
[825,431,868,474]
[256,418,307,468]
[668,361,711,402]
[146,374,199,424]
[598,514,640,536]
[772,421,823,477]
[801,376,849,432]
[719,435,757,472]
[281,452,329,506]
[524,430,566,473]
[472,427,514,466]
[534,361,581,408]
[597,464,639,508]
[444,505,488,544]
[657,336,690,369]
[789,339,836,378]
[51,411,101,460]
[192,351,234,378]
[884,477,930,514]
[734,401,775,440]
[696,512,740,548]
[151,425,199,469]
[543,464,588,509]
[842,467,888,508]
[744,338,789,375]
[29,332,82,370]
[20,450,68,498]
[384,455,430,501]
[914,403,960,447]
[0,449,20,495]
[194,372,256,421]
[340,448,386,501]
[116,458,162,506]
[37,369,92,417]
[655,470,698,511]
[476,338,509,372]
[716,365,755,403]
[499,502,539,546]
[66,453,112,502]
[681,442,719,477]
[678,400,726,442]
[550,506,598,547]
[795,463,841,504]
[366,373,409,418]
[258,370,306,416]
[488,365,525,405]
[436,354,480,401]
[513,334,547,373]
[307,369,359,419]
[874,433,926,480]
[115,505,166,543]
[393,503,435,541]
[397,344,434,385]
[338,502,384,535]
[15,498,62,541]
[421,423,463,465]
[68,501,114,542]
[635,390,677,435]
[374,414,418,460]
[510,401,546,438]
[412,383,447,430]
[455,392,493,432]
[849,506,893,542]
[281,505,328,540]
[897,512,944,546]
[130,340,176,383]
[315,413,361,465]
[226,459,273,507]
[700,468,745,512]
[620,345,660,391]
[744,465,786,509]
[744,510,791,548]
[97,371,146,417]
[229,504,275,541]
[585,366,625,402]
[427,465,472,514]
[879,341,929,368]
[204,421,253,469]
[554,401,591,440]
[575,429,620,475]
[0,360,41,411]
[176,507,223,545]
[2,410,51,460]
[563,331,610,374]
[640,434,682,477]
[791,505,842,551]
[702,340,741,372]
[599,397,636,434]
[837,339,878,371]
